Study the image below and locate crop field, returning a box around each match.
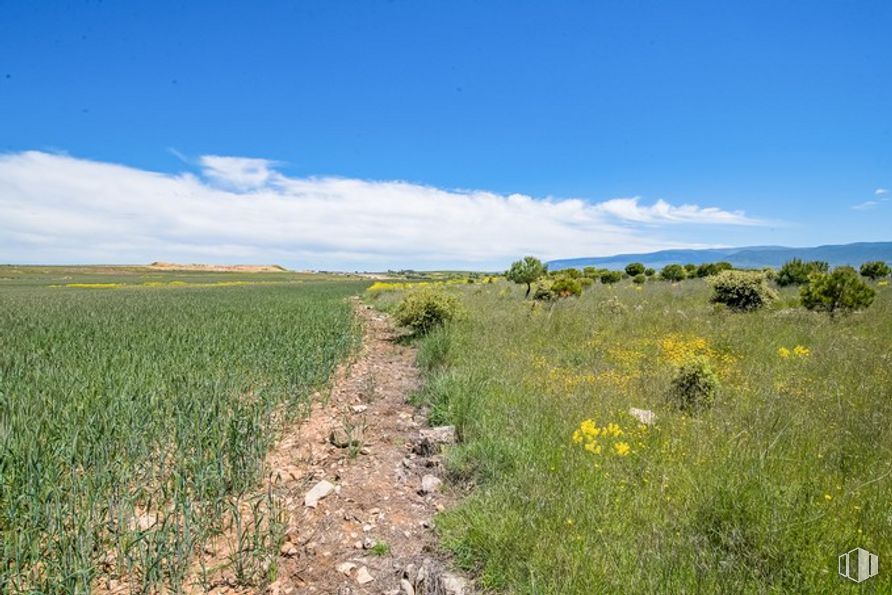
[0,268,365,592]
[373,278,892,592]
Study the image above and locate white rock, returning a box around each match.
[336,561,357,575]
[420,474,442,494]
[304,480,335,508]
[420,426,456,444]
[355,566,374,585]
[629,407,657,426]
[400,578,415,595]
[439,573,468,595]
[351,404,368,413]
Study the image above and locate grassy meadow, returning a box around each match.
[373,277,892,593]
[0,267,365,592]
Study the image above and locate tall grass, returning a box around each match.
[403,280,892,592]
[0,278,364,592]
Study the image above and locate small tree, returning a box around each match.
[625,262,645,277]
[668,358,719,413]
[708,270,777,311]
[660,264,686,282]
[777,259,829,286]
[644,268,656,277]
[506,256,547,297]
[860,260,891,281]
[632,274,646,285]
[600,270,623,284]
[800,266,875,315]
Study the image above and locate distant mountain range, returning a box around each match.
[548,242,892,271]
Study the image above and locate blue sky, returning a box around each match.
[0,1,889,270]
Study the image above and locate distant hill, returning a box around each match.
[548,242,892,271]
[147,262,288,272]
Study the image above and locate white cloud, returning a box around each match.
[875,188,888,196]
[0,151,762,270]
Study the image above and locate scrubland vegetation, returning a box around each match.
[374,261,892,592]
[0,269,364,592]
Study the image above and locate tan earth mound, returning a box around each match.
[147,262,288,272]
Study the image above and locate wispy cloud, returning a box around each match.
[0,151,764,269]
[875,188,889,196]
[852,200,879,210]
[592,197,759,225]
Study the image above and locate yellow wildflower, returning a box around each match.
[613,442,631,456]
[778,347,791,358]
[793,345,810,357]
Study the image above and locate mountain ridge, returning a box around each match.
[548,241,892,271]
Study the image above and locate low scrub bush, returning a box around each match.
[800,266,875,315]
[600,270,623,284]
[660,264,686,281]
[551,276,583,297]
[395,289,462,333]
[708,270,778,311]
[668,358,720,413]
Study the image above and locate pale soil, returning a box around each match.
[195,298,468,594]
[147,262,287,272]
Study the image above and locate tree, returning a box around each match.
[800,266,875,315]
[506,256,547,297]
[777,259,829,286]
[660,264,686,282]
[860,260,891,281]
[624,262,645,277]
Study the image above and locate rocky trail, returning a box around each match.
[200,298,472,595]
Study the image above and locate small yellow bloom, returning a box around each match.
[613,442,631,456]
[793,345,810,357]
[778,347,791,358]
[823,493,833,501]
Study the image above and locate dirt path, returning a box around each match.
[199,298,470,595]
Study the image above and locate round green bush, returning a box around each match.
[668,358,719,413]
[708,270,777,311]
[860,260,890,281]
[600,270,623,284]
[395,289,462,334]
[624,262,645,276]
[660,264,686,282]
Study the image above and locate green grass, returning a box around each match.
[0,270,366,592]
[391,279,892,593]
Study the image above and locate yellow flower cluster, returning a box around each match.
[659,334,736,374]
[367,279,472,294]
[572,419,633,457]
[778,345,810,358]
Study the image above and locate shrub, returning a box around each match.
[696,262,732,277]
[860,260,890,281]
[600,270,623,284]
[668,358,719,413]
[395,289,462,334]
[776,259,828,286]
[625,262,645,276]
[582,266,599,279]
[644,268,656,277]
[579,277,594,289]
[532,285,556,301]
[684,263,697,275]
[551,276,582,297]
[708,270,777,311]
[660,264,686,282]
[563,268,581,279]
[800,266,875,315]
[632,274,646,285]
[506,256,547,297]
